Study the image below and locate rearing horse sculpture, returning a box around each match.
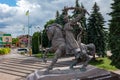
[43,23,95,74]
[44,23,66,74]
[43,7,95,74]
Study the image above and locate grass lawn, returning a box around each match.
[89,57,118,71]
[34,53,54,58]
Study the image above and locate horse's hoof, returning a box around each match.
[43,70,49,75]
[42,59,47,63]
[44,60,47,63]
[80,67,87,72]
[69,66,74,70]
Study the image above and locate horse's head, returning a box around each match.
[46,25,55,41]
[46,23,63,41]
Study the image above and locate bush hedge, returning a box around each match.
[0,48,11,55]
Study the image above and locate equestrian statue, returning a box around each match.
[43,7,96,74]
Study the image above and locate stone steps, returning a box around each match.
[3,58,68,68]
[1,56,119,80]
[0,57,72,79]
[4,58,42,62]
[0,65,32,74]
[0,57,46,78]
[0,64,36,71]
[2,62,48,68]
[0,69,28,77]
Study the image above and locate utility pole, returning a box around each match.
[26,10,32,56]
[26,10,30,48]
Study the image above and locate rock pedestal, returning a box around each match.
[26,65,114,80]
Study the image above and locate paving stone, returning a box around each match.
[0,72,25,80]
[0,53,120,80]
[0,69,28,77]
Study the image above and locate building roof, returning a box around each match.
[3,34,11,36]
[0,31,11,36]
[17,35,32,38]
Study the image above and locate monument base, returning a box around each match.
[26,65,118,80]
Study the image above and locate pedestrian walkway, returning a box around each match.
[0,50,119,80]
[113,70,120,75]
[0,57,49,80]
[0,52,74,80]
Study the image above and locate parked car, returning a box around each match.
[17,48,29,54]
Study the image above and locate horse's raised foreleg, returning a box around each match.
[44,48,62,74]
[42,47,53,63]
[42,51,47,63]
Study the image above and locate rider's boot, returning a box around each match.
[70,60,78,70]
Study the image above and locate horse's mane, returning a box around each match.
[48,23,63,30]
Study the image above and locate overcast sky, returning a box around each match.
[0,0,113,37]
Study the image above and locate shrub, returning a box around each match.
[0,48,11,55]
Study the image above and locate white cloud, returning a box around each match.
[0,0,112,37]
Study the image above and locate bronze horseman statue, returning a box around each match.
[43,6,95,74]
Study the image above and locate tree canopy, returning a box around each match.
[109,0,120,68]
[87,2,106,57]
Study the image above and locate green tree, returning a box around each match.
[12,38,19,44]
[42,30,49,48]
[55,10,60,18]
[72,0,80,16]
[87,2,106,57]
[44,19,55,28]
[109,0,120,68]
[32,32,40,54]
[80,3,87,43]
[72,0,81,39]
[55,7,68,27]
[72,0,87,43]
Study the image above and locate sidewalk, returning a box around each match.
[112,70,120,75]
[0,73,25,80]
[0,50,119,80]
[0,53,27,80]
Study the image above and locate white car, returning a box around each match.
[17,48,29,54]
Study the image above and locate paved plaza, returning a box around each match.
[0,50,75,80]
[0,49,120,80]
